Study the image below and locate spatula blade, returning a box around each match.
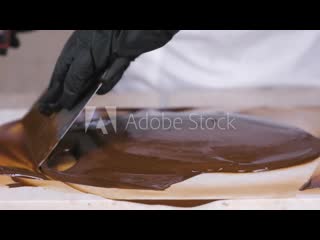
[22,83,102,168]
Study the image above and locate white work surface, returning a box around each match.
[1,88,320,210]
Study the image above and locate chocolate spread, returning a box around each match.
[0,109,319,192]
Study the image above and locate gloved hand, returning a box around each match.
[0,30,11,55]
[0,30,32,56]
[39,30,179,115]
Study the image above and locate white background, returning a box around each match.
[1,30,320,95]
[114,30,320,92]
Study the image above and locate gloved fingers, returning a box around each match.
[47,37,79,89]
[48,57,71,90]
[10,31,20,48]
[97,69,126,95]
[38,81,64,115]
[97,58,131,95]
[39,53,73,109]
[40,101,63,116]
[38,57,94,114]
[0,30,10,56]
[0,49,8,56]
[58,49,96,110]
[38,61,70,116]
[39,35,79,111]
[38,49,76,115]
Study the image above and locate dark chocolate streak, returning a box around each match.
[0,109,320,192]
[127,200,218,208]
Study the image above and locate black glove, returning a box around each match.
[39,30,179,115]
[0,30,32,56]
[0,30,11,55]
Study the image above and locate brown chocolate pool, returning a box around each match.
[0,109,320,192]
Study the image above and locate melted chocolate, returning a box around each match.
[127,200,218,208]
[44,110,320,190]
[0,121,46,180]
[300,163,320,190]
[303,176,320,190]
[0,109,319,193]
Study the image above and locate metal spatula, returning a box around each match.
[22,57,130,168]
[22,82,102,168]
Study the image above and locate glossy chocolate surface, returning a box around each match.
[0,109,319,191]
